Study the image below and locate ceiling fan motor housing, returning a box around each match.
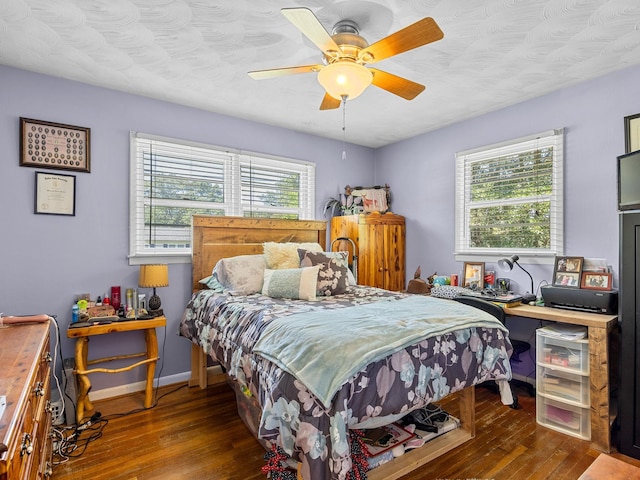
[327,20,370,63]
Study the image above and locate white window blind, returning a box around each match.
[454,129,564,260]
[129,132,315,263]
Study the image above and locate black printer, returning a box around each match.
[541,285,618,314]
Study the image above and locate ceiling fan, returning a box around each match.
[248,7,444,110]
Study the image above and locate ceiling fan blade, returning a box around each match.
[370,68,425,100]
[248,64,323,80]
[281,7,343,58]
[360,17,443,64]
[319,93,341,110]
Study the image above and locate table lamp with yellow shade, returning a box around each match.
[139,264,169,316]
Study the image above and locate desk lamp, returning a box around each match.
[139,264,169,315]
[497,255,537,304]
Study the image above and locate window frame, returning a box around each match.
[129,132,315,264]
[454,129,564,264]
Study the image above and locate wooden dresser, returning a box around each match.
[0,322,53,480]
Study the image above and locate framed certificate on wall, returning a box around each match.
[20,117,90,172]
[34,171,76,216]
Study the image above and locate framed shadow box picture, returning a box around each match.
[20,117,90,172]
[552,256,583,288]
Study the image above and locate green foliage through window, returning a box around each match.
[455,130,563,257]
[130,133,315,259]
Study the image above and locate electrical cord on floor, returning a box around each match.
[55,317,78,423]
[151,324,168,406]
[48,315,68,426]
[52,412,107,465]
[101,382,188,421]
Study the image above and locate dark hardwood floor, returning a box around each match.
[51,382,640,480]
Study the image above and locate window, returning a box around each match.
[455,129,564,261]
[129,132,315,263]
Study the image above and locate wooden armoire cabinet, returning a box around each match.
[330,213,405,291]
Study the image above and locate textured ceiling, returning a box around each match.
[1,0,640,148]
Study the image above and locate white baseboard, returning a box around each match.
[86,365,220,402]
[87,371,187,402]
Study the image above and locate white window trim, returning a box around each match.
[454,129,564,264]
[129,132,315,265]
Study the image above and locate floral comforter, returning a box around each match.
[179,286,513,480]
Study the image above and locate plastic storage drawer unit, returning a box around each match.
[536,327,590,440]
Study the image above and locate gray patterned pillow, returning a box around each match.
[212,254,267,295]
[298,249,349,296]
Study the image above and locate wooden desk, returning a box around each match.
[504,304,618,453]
[67,317,166,424]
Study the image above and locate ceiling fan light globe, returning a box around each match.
[318,61,373,100]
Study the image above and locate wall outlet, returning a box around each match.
[50,398,64,425]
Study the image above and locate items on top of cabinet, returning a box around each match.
[323,185,392,217]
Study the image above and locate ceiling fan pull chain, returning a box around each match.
[342,95,347,161]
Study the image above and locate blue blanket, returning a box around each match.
[253,295,507,408]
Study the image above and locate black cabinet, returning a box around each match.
[619,212,640,458]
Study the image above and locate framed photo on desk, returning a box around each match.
[463,262,485,289]
[581,272,612,290]
[552,256,583,288]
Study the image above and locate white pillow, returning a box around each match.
[262,266,320,301]
[263,242,323,269]
[212,254,267,295]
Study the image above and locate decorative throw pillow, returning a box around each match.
[298,249,350,296]
[211,254,267,295]
[429,285,475,299]
[263,242,323,269]
[262,266,320,301]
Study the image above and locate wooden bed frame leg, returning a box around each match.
[458,386,476,437]
[189,343,208,389]
[188,344,227,388]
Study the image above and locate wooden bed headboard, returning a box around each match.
[191,215,327,291]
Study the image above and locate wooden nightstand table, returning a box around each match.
[67,316,166,424]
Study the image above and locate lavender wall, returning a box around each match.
[376,64,640,297]
[2,62,638,395]
[0,65,375,391]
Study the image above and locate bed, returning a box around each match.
[180,215,513,480]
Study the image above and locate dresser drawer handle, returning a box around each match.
[20,433,33,456]
[45,352,53,363]
[34,381,45,397]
